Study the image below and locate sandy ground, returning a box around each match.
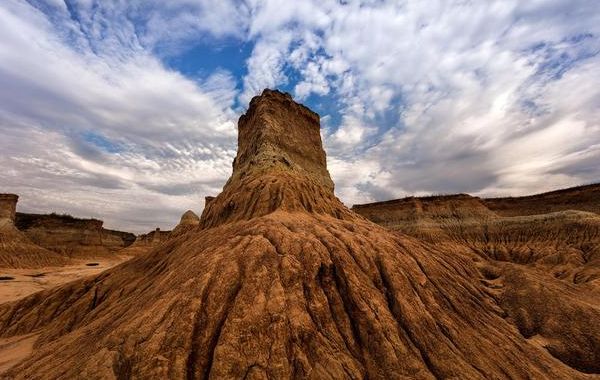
[0,256,131,374]
[0,333,39,374]
[0,256,131,304]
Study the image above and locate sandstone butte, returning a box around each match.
[0,195,136,268]
[0,89,598,379]
[0,194,69,268]
[14,212,136,260]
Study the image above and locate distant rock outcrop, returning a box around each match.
[118,227,171,256]
[0,194,68,268]
[483,183,600,216]
[352,193,496,229]
[172,210,200,237]
[0,90,594,378]
[122,210,201,255]
[15,213,135,259]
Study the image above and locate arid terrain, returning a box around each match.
[0,90,598,379]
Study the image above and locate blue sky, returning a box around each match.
[1,0,599,232]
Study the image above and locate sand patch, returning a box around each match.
[0,256,130,304]
[0,333,38,374]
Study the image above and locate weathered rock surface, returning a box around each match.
[172,210,200,237]
[14,213,135,259]
[0,195,68,269]
[118,227,172,256]
[120,210,201,256]
[354,187,600,373]
[0,90,594,379]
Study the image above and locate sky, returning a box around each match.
[1,0,599,233]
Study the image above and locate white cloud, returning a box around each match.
[0,1,240,232]
[241,0,600,200]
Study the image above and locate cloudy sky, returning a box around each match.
[1,0,599,233]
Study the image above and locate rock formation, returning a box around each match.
[122,210,201,256]
[0,194,18,222]
[172,210,200,237]
[15,213,135,259]
[0,90,595,378]
[483,183,600,216]
[354,187,600,373]
[0,194,68,268]
[118,227,172,256]
[101,228,137,251]
[352,194,496,233]
[204,196,215,207]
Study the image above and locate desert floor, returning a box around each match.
[0,256,131,304]
[0,256,130,373]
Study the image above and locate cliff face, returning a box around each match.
[14,213,135,259]
[101,228,137,251]
[0,195,68,268]
[0,90,594,379]
[200,89,350,229]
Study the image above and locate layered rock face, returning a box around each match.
[101,228,137,251]
[0,194,18,222]
[354,188,600,373]
[200,89,350,229]
[0,90,593,379]
[352,194,496,230]
[15,213,135,259]
[0,195,68,268]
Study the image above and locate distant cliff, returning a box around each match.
[0,194,68,268]
[15,212,135,258]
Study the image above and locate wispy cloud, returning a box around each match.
[0,1,241,232]
[237,0,600,204]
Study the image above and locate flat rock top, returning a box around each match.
[234,89,334,191]
[199,89,348,228]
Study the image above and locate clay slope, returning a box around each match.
[354,189,600,373]
[0,90,593,379]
